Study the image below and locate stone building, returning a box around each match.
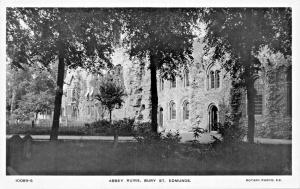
[60,65,126,126]
[156,41,291,139]
[60,41,291,139]
[156,41,233,133]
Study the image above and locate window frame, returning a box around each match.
[210,71,215,89]
[254,78,264,115]
[215,70,220,88]
[183,70,190,87]
[169,101,176,120]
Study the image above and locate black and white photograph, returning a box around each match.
[1,0,300,188]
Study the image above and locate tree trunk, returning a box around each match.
[113,129,118,148]
[109,110,118,148]
[246,78,255,143]
[10,89,16,116]
[149,52,158,133]
[50,48,65,140]
[109,110,112,124]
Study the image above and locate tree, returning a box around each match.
[19,91,54,122]
[95,74,126,146]
[122,8,199,132]
[6,66,32,116]
[202,8,291,143]
[6,64,56,126]
[6,8,122,140]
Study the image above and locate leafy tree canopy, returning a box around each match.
[95,74,126,113]
[201,8,291,143]
[7,64,56,120]
[121,8,200,132]
[122,8,200,79]
[202,8,291,80]
[6,8,123,139]
[7,8,121,72]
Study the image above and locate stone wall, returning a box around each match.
[59,43,292,139]
[254,48,292,139]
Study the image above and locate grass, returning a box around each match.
[6,124,132,136]
[7,140,291,175]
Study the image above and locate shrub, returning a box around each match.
[89,118,135,136]
[219,120,246,144]
[133,123,182,159]
[90,120,111,134]
[112,118,135,136]
[133,122,155,142]
[192,127,206,140]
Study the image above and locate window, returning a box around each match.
[206,74,209,90]
[210,71,215,89]
[254,79,263,115]
[169,101,176,120]
[209,105,218,131]
[183,101,190,120]
[184,70,190,87]
[254,95,263,115]
[215,71,220,88]
[207,68,221,90]
[170,78,176,88]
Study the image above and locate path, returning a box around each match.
[6,133,292,144]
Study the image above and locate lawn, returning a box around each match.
[7,139,291,175]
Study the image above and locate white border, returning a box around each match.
[0,0,300,189]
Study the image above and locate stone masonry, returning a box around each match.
[60,40,291,139]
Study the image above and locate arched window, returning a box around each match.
[169,101,176,120]
[184,70,190,87]
[215,71,220,88]
[170,78,176,88]
[254,79,263,115]
[206,74,209,90]
[183,101,190,120]
[207,67,221,90]
[210,71,215,89]
[209,105,218,132]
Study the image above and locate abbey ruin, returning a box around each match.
[59,39,292,139]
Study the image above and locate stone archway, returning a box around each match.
[208,104,218,132]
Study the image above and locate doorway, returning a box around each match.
[209,105,218,132]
